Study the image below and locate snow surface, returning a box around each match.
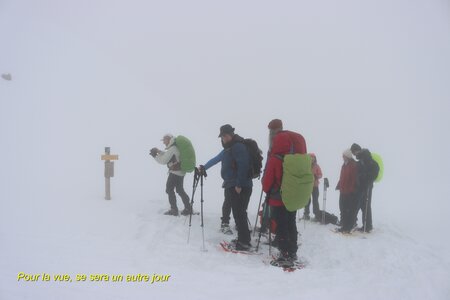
[1,0,450,299]
[1,186,449,300]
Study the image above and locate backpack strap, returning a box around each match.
[274,154,284,161]
[270,154,284,196]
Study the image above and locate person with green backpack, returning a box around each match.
[150,134,195,216]
[262,127,313,267]
[350,143,381,232]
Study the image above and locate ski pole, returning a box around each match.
[304,215,306,230]
[322,178,329,225]
[268,205,272,256]
[187,171,200,243]
[253,188,264,237]
[255,196,269,252]
[364,187,370,233]
[200,173,207,252]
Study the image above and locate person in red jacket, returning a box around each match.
[303,153,323,220]
[259,119,307,235]
[336,149,358,233]
[263,128,307,265]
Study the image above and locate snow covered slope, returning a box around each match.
[1,182,449,299]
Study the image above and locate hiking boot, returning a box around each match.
[221,223,233,235]
[357,226,372,233]
[336,227,351,234]
[256,226,268,234]
[180,207,192,216]
[271,235,280,248]
[164,209,179,216]
[274,252,293,267]
[288,253,298,262]
[235,241,252,251]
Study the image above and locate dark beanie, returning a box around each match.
[351,143,362,152]
[268,119,283,130]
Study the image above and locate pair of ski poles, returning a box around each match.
[253,176,330,246]
[187,168,207,252]
[253,189,275,255]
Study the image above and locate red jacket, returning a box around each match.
[336,160,357,195]
[263,130,307,206]
[312,163,322,187]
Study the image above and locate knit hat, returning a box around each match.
[218,124,235,137]
[351,143,362,153]
[268,119,283,130]
[161,133,174,141]
[343,149,353,159]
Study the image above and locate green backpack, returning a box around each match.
[280,154,314,212]
[174,135,196,173]
[371,153,384,183]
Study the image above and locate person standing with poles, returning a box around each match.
[303,153,323,220]
[335,149,358,233]
[212,124,253,250]
[198,150,234,235]
[350,143,379,232]
[150,134,192,216]
[255,119,284,240]
[262,128,310,266]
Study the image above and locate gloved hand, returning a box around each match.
[150,147,159,157]
[195,165,207,177]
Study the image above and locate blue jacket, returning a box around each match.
[204,151,224,170]
[204,135,252,189]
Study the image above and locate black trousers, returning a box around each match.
[225,187,252,244]
[304,186,320,216]
[221,192,232,225]
[339,193,358,232]
[165,173,190,211]
[272,206,298,255]
[358,185,373,230]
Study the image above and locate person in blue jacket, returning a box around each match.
[200,149,234,235]
[200,124,253,250]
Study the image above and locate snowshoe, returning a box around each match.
[269,253,307,272]
[219,241,261,255]
[235,241,252,251]
[164,209,179,216]
[356,226,372,233]
[270,252,294,268]
[180,208,192,216]
[331,227,351,234]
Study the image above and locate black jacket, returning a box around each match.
[356,149,380,190]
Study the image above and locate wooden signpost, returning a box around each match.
[101,147,119,200]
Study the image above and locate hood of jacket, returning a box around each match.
[271,131,294,155]
[357,149,372,162]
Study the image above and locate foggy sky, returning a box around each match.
[1,0,450,255]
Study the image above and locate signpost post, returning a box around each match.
[101,147,119,200]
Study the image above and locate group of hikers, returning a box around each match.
[149,119,381,266]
